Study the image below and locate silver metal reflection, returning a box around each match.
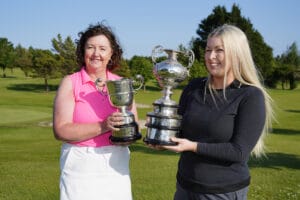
[144,45,194,145]
[96,75,144,143]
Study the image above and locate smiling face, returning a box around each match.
[84,35,113,72]
[205,36,234,86]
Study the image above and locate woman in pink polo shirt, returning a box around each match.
[53,22,139,200]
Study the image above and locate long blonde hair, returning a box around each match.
[207,24,274,157]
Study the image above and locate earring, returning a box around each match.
[108,58,113,67]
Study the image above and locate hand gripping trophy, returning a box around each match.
[95,75,144,143]
[144,45,194,145]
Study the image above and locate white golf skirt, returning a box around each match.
[59,143,132,200]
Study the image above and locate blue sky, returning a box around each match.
[1,0,299,59]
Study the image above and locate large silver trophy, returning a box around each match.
[95,75,144,143]
[144,45,194,145]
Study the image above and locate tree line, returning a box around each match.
[0,4,299,91]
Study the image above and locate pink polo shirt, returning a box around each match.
[70,67,120,147]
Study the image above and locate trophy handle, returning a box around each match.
[132,74,144,92]
[152,45,194,69]
[95,78,108,95]
[151,45,164,64]
[183,49,195,70]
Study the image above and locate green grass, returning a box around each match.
[0,69,299,199]
[246,89,300,200]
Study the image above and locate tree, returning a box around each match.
[275,42,300,89]
[176,44,207,83]
[31,49,61,91]
[0,38,15,77]
[52,34,77,75]
[188,59,208,81]
[195,5,230,56]
[193,4,274,86]
[129,56,154,90]
[113,59,131,78]
[14,45,33,77]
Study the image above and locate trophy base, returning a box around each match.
[110,122,141,143]
[143,137,177,146]
[144,124,179,146]
[110,132,142,143]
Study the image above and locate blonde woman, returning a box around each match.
[161,24,274,199]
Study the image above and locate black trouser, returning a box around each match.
[174,183,248,200]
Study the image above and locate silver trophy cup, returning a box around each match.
[144,45,194,145]
[96,75,144,143]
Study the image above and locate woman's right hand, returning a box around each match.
[103,112,125,131]
[104,112,138,146]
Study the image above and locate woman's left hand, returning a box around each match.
[162,137,198,153]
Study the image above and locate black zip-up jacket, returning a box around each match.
[176,78,266,194]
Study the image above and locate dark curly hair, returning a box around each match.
[75,22,123,71]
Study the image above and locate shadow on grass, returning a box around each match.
[272,128,300,135]
[7,83,59,92]
[145,85,161,92]
[131,143,300,170]
[285,109,300,113]
[249,152,300,170]
[0,75,17,78]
